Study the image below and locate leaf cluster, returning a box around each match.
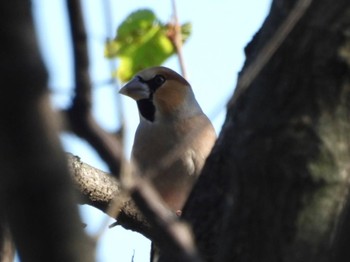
[105,9,191,82]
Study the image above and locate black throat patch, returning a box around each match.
[137,99,155,122]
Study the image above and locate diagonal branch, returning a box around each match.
[66,154,152,237]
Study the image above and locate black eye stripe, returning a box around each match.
[147,74,166,92]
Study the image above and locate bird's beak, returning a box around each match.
[119,77,150,101]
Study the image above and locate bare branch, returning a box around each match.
[65,0,123,176]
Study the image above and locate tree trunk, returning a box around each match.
[181,0,350,261]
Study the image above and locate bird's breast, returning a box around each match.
[130,114,215,211]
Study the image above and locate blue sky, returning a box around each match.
[32,1,271,261]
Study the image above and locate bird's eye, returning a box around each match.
[153,75,166,86]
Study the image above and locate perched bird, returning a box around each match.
[119,66,216,213]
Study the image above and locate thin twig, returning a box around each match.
[171,0,187,78]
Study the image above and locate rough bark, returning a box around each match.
[181,0,350,261]
[0,1,94,261]
[67,154,153,237]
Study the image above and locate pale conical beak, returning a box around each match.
[119,77,150,101]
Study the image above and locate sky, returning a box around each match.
[31,1,271,261]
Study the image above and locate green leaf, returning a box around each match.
[105,9,192,82]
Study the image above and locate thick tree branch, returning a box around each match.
[67,154,151,237]
[182,0,350,261]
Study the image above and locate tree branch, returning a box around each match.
[66,154,151,236]
[65,0,123,176]
[182,0,350,261]
[0,1,94,261]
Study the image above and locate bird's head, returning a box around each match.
[120,67,201,122]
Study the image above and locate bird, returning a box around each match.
[119,66,216,214]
